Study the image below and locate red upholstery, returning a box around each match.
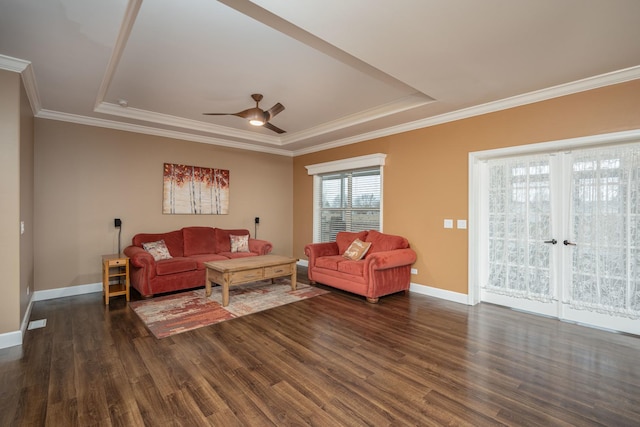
[124,227,272,297]
[132,230,184,257]
[305,230,416,303]
[155,258,198,276]
[214,228,250,253]
[365,230,409,254]
[183,226,217,256]
[336,231,368,254]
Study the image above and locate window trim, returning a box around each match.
[305,153,386,175]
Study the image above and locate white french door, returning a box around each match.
[476,141,640,335]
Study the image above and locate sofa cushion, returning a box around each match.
[336,231,368,254]
[337,259,366,276]
[189,253,230,270]
[133,230,184,257]
[365,230,409,255]
[183,226,216,256]
[155,257,198,276]
[142,240,172,261]
[215,228,250,253]
[315,255,345,271]
[230,234,250,253]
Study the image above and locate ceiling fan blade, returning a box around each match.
[263,121,286,134]
[203,108,255,119]
[264,103,285,121]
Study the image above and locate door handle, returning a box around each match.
[563,240,577,246]
[544,239,557,245]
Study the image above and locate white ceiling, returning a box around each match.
[1,0,639,156]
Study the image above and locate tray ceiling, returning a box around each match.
[1,0,639,156]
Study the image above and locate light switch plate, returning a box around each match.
[444,219,453,229]
[457,219,467,229]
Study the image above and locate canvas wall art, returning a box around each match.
[163,163,229,214]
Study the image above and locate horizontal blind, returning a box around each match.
[314,167,381,242]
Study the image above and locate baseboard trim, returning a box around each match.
[410,282,470,305]
[0,294,34,350]
[0,330,22,350]
[33,282,102,302]
[1,283,103,350]
[299,259,470,305]
[2,278,469,349]
[20,293,35,338]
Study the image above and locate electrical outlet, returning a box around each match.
[411,268,418,275]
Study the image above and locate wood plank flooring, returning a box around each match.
[2,267,640,426]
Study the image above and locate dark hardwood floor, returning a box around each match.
[2,267,640,426]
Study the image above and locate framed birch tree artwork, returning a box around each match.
[163,163,230,214]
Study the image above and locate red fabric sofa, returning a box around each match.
[123,226,272,297]
[304,230,417,303]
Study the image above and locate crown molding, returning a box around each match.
[281,94,433,145]
[293,65,640,156]
[0,54,42,114]
[0,54,30,72]
[36,109,294,157]
[6,43,638,158]
[94,0,143,109]
[20,61,42,114]
[94,93,433,147]
[94,102,281,144]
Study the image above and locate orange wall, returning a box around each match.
[293,80,640,295]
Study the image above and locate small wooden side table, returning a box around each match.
[101,254,130,305]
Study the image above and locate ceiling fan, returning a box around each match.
[203,94,286,134]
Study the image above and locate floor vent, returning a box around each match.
[27,319,47,330]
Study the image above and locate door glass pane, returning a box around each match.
[569,145,640,318]
[486,155,553,301]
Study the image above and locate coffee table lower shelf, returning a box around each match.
[204,255,298,307]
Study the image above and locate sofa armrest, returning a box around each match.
[124,245,156,276]
[304,242,339,283]
[366,248,417,271]
[365,248,417,300]
[249,238,273,255]
[304,242,339,260]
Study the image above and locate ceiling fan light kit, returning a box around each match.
[204,94,286,133]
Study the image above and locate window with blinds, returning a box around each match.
[314,167,381,242]
[306,153,386,243]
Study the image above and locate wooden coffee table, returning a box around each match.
[204,255,298,306]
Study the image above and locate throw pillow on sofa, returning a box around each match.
[142,239,173,261]
[230,234,250,253]
[336,230,368,254]
[343,239,371,261]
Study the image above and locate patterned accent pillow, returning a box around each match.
[142,239,173,261]
[343,238,372,261]
[230,234,250,253]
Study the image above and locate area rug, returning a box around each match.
[129,279,329,339]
